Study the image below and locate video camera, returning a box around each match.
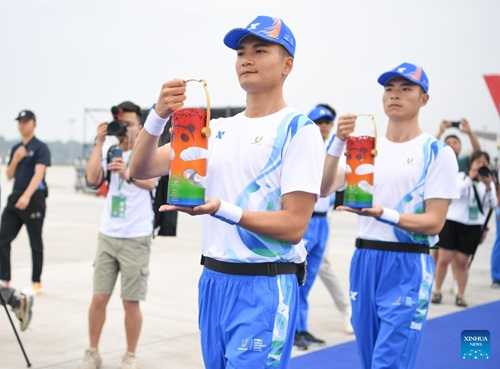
[106,106,127,136]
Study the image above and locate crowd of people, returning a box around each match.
[1,14,499,369]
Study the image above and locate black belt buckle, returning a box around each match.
[296,260,307,286]
[266,263,278,277]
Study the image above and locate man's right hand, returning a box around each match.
[336,113,357,141]
[12,145,28,163]
[155,79,188,119]
[96,122,108,145]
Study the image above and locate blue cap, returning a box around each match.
[223,16,296,58]
[377,62,429,93]
[308,106,335,121]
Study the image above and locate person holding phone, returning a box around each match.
[81,101,158,369]
[432,150,497,307]
[436,118,481,172]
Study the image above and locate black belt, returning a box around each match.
[201,255,299,276]
[355,238,429,254]
[312,212,328,217]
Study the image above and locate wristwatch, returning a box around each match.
[127,177,136,184]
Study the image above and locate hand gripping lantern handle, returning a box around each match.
[184,79,211,139]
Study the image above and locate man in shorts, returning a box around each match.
[79,101,157,369]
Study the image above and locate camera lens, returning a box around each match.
[478,166,490,177]
[107,120,127,136]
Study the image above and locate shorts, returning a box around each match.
[93,232,151,301]
[438,220,481,256]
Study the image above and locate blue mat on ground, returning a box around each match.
[290,300,500,369]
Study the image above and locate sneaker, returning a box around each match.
[32,282,42,295]
[14,293,34,331]
[122,352,139,369]
[455,296,468,308]
[299,331,326,346]
[0,280,11,288]
[431,292,442,304]
[491,281,500,289]
[293,332,308,351]
[343,311,354,334]
[78,348,102,369]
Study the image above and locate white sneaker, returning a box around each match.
[78,348,102,369]
[343,310,354,334]
[14,293,34,331]
[122,352,139,369]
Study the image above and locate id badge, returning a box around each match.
[469,206,478,221]
[111,195,126,218]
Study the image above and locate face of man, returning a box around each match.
[444,137,461,157]
[118,111,141,146]
[382,76,429,121]
[235,35,293,94]
[314,118,334,141]
[17,118,36,137]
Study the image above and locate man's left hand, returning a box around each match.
[336,204,384,218]
[15,194,31,210]
[159,198,221,216]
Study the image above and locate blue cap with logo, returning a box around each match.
[377,62,429,93]
[308,106,335,121]
[223,15,296,58]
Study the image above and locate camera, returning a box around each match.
[449,121,461,128]
[106,106,127,136]
[478,166,491,177]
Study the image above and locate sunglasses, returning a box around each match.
[314,118,333,125]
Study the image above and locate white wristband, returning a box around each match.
[212,200,243,225]
[379,207,400,225]
[327,136,346,158]
[144,107,168,137]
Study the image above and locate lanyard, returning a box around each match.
[117,150,132,193]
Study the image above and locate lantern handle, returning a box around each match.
[355,113,378,157]
[184,79,211,138]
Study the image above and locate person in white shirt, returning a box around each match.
[432,150,497,307]
[130,15,324,369]
[80,101,157,369]
[321,62,459,369]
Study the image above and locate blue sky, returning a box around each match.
[1,0,499,155]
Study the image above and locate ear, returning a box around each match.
[420,93,429,107]
[283,56,293,77]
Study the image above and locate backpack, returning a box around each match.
[88,145,177,237]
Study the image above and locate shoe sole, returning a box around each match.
[20,295,34,331]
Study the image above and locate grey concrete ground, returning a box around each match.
[1,165,499,369]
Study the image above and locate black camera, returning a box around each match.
[106,106,127,136]
[478,166,491,177]
[449,121,461,128]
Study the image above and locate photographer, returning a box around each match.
[432,151,497,307]
[436,118,481,172]
[81,101,157,369]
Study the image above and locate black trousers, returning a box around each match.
[0,286,20,309]
[0,190,46,283]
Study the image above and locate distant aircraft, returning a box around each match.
[473,75,500,142]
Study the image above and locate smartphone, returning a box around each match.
[449,121,461,128]
[110,147,123,159]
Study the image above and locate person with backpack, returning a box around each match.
[80,101,157,369]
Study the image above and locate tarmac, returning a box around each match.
[1,165,499,369]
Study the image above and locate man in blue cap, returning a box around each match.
[130,15,325,369]
[321,63,459,368]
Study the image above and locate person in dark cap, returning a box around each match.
[0,110,51,295]
[321,62,459,368]
[130,15,324,369]
[79,101,157,369]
